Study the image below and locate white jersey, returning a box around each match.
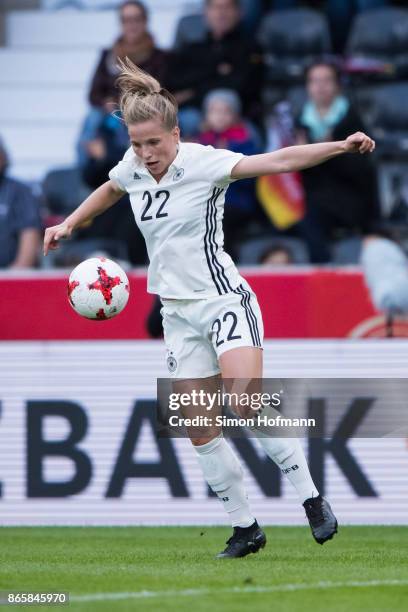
[109,142,245,299]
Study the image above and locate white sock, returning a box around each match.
[194,436,255,528]
[256,437,319,503]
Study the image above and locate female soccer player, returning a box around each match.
[44,59,375,559]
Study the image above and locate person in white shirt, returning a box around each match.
[44,58,375,559]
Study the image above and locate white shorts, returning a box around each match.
[161,279,264,379]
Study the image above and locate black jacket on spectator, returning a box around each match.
[166,27,264,119]
[298,105,379,230]
[296,106,380,262]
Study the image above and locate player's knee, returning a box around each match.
[191,434,219,447]
[189,424,221,447]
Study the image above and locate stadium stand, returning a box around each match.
[42,167,88,216]
[239,236,310,265]
[0,3,193,181]
[355,82,408,158]
[2,0,406,266]
[257,9,332,85]
[346,7,408,81]
[173,12,206,50]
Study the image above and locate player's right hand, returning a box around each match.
[43,222,72,256]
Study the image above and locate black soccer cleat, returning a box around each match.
[216,521,266,559]
[303,495,338,545]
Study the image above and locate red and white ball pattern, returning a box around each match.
[67,257,130,320]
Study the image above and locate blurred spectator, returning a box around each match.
[77,104,147,265]
[239,234,310,263]
[361,236,408,335]
[259,243,295,265]
[295,60,380,263]
[88,1,167,109]
[0,139,41,269]
[80,114,129,190]
[75,1,156,265]
[78,0,168,168]
[166,0,264,137]
[80,113,129,189]
[197,89,261,259]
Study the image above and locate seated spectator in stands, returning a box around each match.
[197,89,261,259]
[0,139,41,269]
[362,234,408,316]
[80,113,129,190]
[89,1,167,108]
[78,108,147,265]
[77,108,147,264]
[259,243,294,265]
[77,117,147,265]
[361,232,408,336]
[78,0,167,166]
[295,60,380,263]
[76,1,157,265]
[166,0,264,137]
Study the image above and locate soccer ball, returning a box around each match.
[67,257,130,320]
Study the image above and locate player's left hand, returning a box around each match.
[343,132,375,154]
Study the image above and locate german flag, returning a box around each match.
[256,171,305,230]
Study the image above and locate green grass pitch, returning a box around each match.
[1,526,407,611]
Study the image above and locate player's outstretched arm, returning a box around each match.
[230,132,375,180]
[43,180,125,256]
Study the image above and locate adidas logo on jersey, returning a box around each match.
[133,172,141,180]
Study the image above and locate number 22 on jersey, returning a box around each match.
[140,190,170,221]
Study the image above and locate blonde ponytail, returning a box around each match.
[117,57,178,130]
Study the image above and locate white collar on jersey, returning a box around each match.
[167,142,183,172]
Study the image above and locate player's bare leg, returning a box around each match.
[219,347,338,546]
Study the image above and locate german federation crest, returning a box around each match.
[167,352,178,373]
